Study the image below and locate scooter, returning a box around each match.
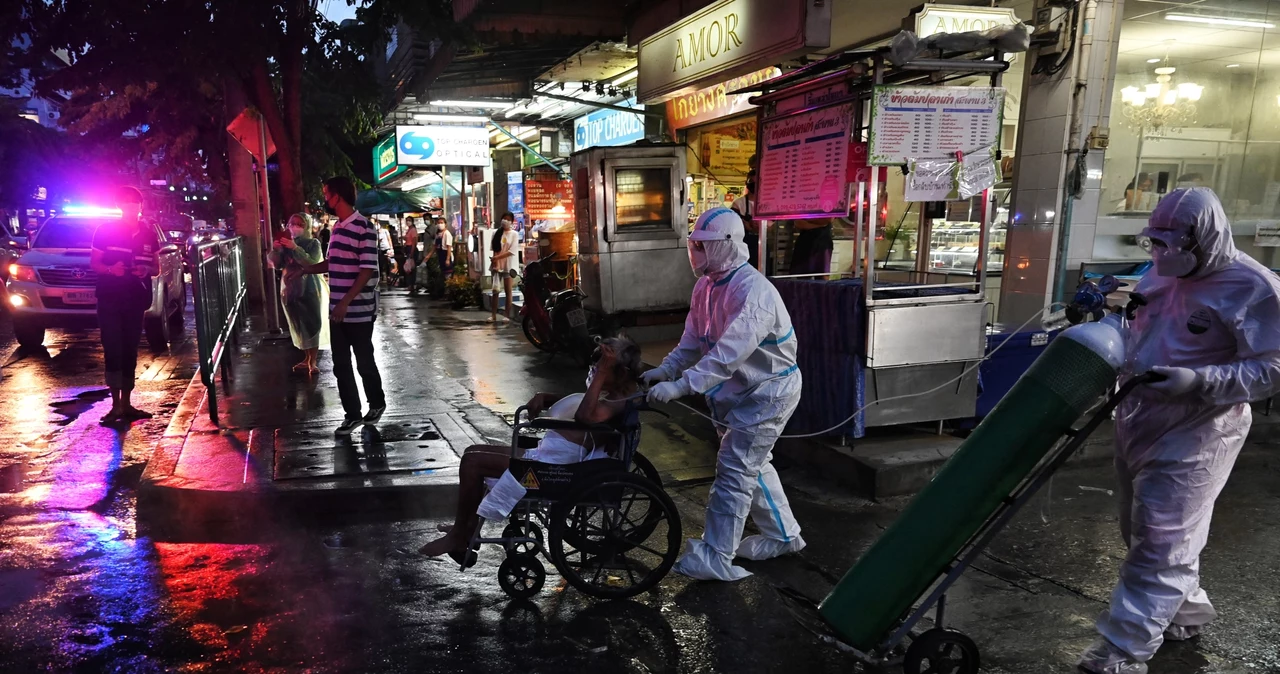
[518,251,598,363]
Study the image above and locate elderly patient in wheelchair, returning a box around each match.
[418,336,643,561]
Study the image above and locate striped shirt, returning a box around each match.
[328,210,380,323]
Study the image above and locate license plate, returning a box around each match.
[63,290,96,304]
[567,308,587,327]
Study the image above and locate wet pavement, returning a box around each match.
[1,290,1278,672]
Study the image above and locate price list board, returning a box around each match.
[756,102,854,218]
[869,86,1004,166]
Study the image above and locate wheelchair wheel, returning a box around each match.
[498,555,546,599]
[548,472,681,599]
[502,521,544,557]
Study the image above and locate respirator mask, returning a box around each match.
[1141,226,1200,278]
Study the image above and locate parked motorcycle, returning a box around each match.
[518,251,599,363]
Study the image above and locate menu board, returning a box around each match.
[869,86,1004,165]
[756,103,854,218]
[524,178,574,220]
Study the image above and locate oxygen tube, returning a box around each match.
[618,276,1143,438]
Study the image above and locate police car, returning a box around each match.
[4,206,186,349]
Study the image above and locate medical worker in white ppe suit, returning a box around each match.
[1079,187,1280,674]
[645,207,805,581]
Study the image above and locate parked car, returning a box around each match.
[5,208,186,349]
[0,213,27,282]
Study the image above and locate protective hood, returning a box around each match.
[1146,187,1238,279]
[690,208,750,277]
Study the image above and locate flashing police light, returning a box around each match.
[62,206,123,217]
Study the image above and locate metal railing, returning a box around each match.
[191,237,246,423]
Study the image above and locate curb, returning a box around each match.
[137,369,464,542]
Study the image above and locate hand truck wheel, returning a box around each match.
[502,521,544,557]
[498,555,546,599]
[903,628,980,674]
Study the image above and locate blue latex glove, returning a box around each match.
[1148,366,1203,397]
[648,380,690,404]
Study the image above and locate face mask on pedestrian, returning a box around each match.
[1143,227,1201,277]
[321,192,338,216]
[501,219,513,231]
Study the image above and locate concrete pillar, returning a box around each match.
[1000,0,1125,326]
[223,78,266,311]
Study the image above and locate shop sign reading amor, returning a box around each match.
[638,0,828,103]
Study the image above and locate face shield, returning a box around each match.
[688,239,710,278]
[1141,226,1200,278]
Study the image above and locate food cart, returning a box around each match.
[749,46,1012,437]
[571,144,694,338]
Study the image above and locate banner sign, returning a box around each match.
[665,67,779,131]
[373,134,405,184]
[524,178,574,220]
[394,125,491,167]
[756,102,853,218]
[573,99,645,152]
[869,86,1004,165]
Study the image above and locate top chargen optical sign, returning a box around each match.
[637,0,828,104]
[394,125,491,167]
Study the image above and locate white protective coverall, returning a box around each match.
[1079,188,1280,673]
[646,207,805,581]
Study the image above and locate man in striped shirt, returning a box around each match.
[304,176,386,435]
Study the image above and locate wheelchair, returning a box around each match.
[458,401,683,600]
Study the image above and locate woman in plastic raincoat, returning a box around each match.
[270,212,330,374]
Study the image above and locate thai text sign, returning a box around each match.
[394,125,491,167]
[869,86,1004,165]
[524,178,574,221]
[665,67,779,131]
[373,134,406,184]
[637,0,828,103]
[573,99,645,152]
[756,103,853,218]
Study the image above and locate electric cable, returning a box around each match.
[613,303,1062,438]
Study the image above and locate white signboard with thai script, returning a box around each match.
[869,86,1004,165]
[637,0,829,103]
[756,103,853,218]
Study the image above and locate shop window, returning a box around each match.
[614,168,672,228]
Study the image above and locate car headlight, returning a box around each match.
[8,264,37,282]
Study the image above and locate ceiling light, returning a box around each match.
[412,113,489,123]
[429,100,515,109]
[1146,58,1161,64]
[1165,13,1275,29]
[1226,63,1241,68]
[611,69,638,86]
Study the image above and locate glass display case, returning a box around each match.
[926,183,1010,275]
[879,183,1009,275]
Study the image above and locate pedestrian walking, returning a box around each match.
[317,214,332,253]
[90,186,157,423]
[403,218,421,294]
[303,176,386,436]
[377,222,395,287]
[489,213,519,323]
[433,216,454,295]
[1078,188,1280,674]
[270,212,329,375]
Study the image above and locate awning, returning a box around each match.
[355,189,440,215]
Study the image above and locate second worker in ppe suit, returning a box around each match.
[645,207,805,581]
[1078,187,1280,674]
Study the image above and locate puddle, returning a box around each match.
[1,463,29,493]
[50,389,112,424]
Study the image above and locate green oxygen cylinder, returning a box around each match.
[818,317,1126,651]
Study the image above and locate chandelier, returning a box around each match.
[1120,66,1202,134]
